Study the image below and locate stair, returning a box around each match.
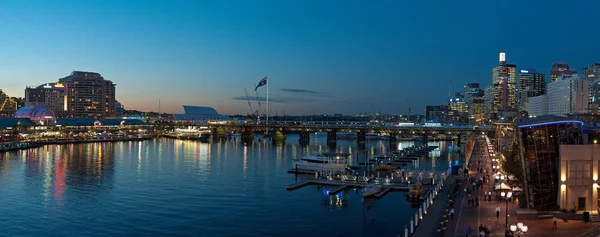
[591,214,600,222]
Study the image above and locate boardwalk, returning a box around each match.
[412,175,456,237]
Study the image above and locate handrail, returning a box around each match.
[581,224,600,237]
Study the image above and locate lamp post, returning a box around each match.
[501,191,513,228]
[510,222,528,236]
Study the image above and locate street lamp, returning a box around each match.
[501,191,513,228]
[510,223,528,236]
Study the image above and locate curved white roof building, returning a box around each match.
[174,105,231,124]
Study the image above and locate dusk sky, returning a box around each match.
[1,0,600,115]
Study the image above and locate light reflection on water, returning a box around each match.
[0,135,463,237]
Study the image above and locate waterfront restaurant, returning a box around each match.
[559,144,600,212]
[515,116,583,210]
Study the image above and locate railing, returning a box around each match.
[402,175,447,237]
[581,224,600,237]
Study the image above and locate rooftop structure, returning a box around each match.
[14,106,56,125]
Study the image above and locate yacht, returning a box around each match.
[363,184,382,197]
[293,152,351,173]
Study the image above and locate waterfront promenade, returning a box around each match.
[446,138,600,237]
[411,175,456,237]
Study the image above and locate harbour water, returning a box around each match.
[0,133,463,237]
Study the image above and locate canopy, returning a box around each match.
[495,182,512,191]
[512,187,524,192]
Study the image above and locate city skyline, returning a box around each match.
[2,0,600,115]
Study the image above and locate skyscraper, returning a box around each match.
[464,83,485,123]
[582,63,600,81]
[484,85,494,119]
[492,52,517,117]
[518,69,546,96]
[550,62,576,83]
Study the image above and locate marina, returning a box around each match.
[285,178,437,200]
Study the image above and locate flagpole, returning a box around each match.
[266,76,269,125]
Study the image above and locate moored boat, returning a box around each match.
[363,184,382,197]
[292,152,351,173]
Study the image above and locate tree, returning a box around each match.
[501,142,524,184]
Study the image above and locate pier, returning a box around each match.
[285,178,436,200]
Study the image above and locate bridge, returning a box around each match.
[204,123,495,146]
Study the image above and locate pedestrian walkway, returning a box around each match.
[445,136,600,237]
[445,137,503,237]
[412,175,456,237]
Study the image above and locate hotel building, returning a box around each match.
[25,71,116,118]
[25,83,68,117]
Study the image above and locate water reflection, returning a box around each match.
[0,135,464,237]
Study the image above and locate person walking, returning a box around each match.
[553,215,557,230]
[496,206,500,220]
[450,207,455,219]
[466,226,472,237]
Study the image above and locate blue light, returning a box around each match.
[521,70,529,73]
[517,120,584,128]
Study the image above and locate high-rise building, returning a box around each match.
[525,94,548,117]
[0,89,18,117]
[59,71,116,118]
[492,52,517,117]
[547,75,589,116]
[448,93,469,124]
[589,79,600,110]
[464,83,485,123]
[424,105,450,124]
[550,62,576,83]
[519,69,546,96]
[582,63,600,81]
[518,87,538,111]
[484,85,494,119]
[25,82,67,117]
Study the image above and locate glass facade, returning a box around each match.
[517,120,583,210]
[14,106,56,125]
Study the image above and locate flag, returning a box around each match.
[255,76,267,91]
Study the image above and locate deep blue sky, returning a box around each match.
[1,0,599,115]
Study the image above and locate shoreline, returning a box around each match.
[0,136,155,152]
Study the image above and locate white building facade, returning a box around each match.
[525,94,548,117]
[547,75,589,116]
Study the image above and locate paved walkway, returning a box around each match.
[412,175,456,237]
[445,137,600,237]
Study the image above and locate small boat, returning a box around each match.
[407,182,424,200]
[363,184,382,197]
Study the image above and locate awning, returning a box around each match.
[495,182,512,191]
